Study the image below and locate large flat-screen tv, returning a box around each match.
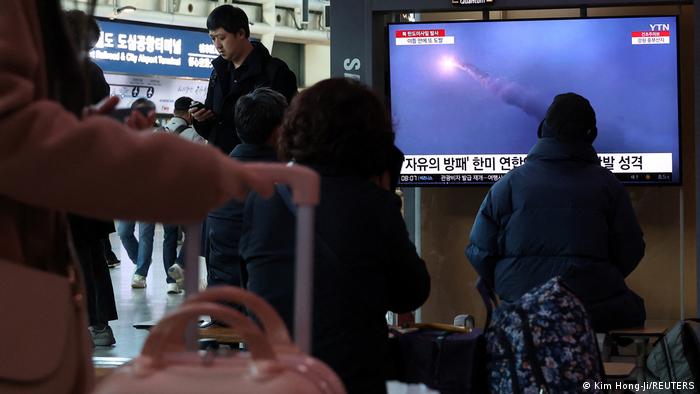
[387,16,680,186]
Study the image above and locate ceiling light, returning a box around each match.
[117,6,136,14]
[110,5,136,20]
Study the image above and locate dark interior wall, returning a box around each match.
[271,41,304,87]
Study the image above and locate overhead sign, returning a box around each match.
[104,73,208,114]
[91,19,216,79]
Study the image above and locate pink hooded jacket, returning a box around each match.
[0,1,263,270]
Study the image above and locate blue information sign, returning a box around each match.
[90,19,216,79]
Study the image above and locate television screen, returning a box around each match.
[387,16,680,186]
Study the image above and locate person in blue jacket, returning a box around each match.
[466,92,646,332]
[205,88,286,291]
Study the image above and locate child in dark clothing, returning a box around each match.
[204,88,288,291]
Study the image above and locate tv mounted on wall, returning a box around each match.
[387,16,681,186]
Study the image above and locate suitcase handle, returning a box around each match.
[244,163,320,205]
[181,163,321,354]
[185,286,294,349]
[237,162,320,354]
[140,302,276,368]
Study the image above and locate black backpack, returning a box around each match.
[641,319,700,393]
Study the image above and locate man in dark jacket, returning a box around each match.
[205,88,285,291]
[191,5,297,154]
[466,93,646,332]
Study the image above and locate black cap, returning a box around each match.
[539,93,597,143]
[174,96,193,111]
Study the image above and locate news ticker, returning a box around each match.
[399,153,674,185]
[400,172,673,185]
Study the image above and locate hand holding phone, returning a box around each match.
[126,107,156,130]
[82,96,120,118]
[107,107,155,130]
[189,101,215,122]
[108,107,151,122]
[189,101,205,112]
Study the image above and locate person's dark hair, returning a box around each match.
[37,0,98,117]
[207,5,250,38]
[235,88,288,145]
[279,78,395,178]
[131,98,156,111]
[64,9,101,51]
[387,145,405,192]
[173,96,193,117]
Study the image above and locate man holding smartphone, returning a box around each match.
[191,5,298,154]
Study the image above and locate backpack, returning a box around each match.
[640,319,700,393]
[485,277,604,393]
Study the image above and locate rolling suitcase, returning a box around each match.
[95,163,346,394]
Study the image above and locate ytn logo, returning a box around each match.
[649,23,670,31]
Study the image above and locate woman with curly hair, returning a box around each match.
[240,78,431,394]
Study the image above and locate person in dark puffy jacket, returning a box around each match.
[466,92,646,332]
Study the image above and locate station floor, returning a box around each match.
[93,227,187,359]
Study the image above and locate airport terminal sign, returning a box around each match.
[104,73,208,114]
[91,19,216,79]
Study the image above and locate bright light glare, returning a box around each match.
[440,56,457,73]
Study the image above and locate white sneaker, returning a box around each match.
[131,274,146,288]
[167,263,184,285]
[166,282,182,294]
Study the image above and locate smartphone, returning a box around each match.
[108,107,152,122]
[189,101,205,112]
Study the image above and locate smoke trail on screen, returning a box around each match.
[451,59,546,120]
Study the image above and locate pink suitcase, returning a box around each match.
[95,164,346,394]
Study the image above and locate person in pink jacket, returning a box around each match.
[0,1,272,392]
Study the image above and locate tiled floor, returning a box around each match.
[92,226,187,359]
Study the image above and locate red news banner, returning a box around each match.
[631,30,671,45]
[395,29,455,46]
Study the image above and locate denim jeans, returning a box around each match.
[116,221,155,277]
[163,224,186,284]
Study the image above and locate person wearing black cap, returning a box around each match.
[158,96,207,294]
[466,92,646,332]
[163,96,206,144]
